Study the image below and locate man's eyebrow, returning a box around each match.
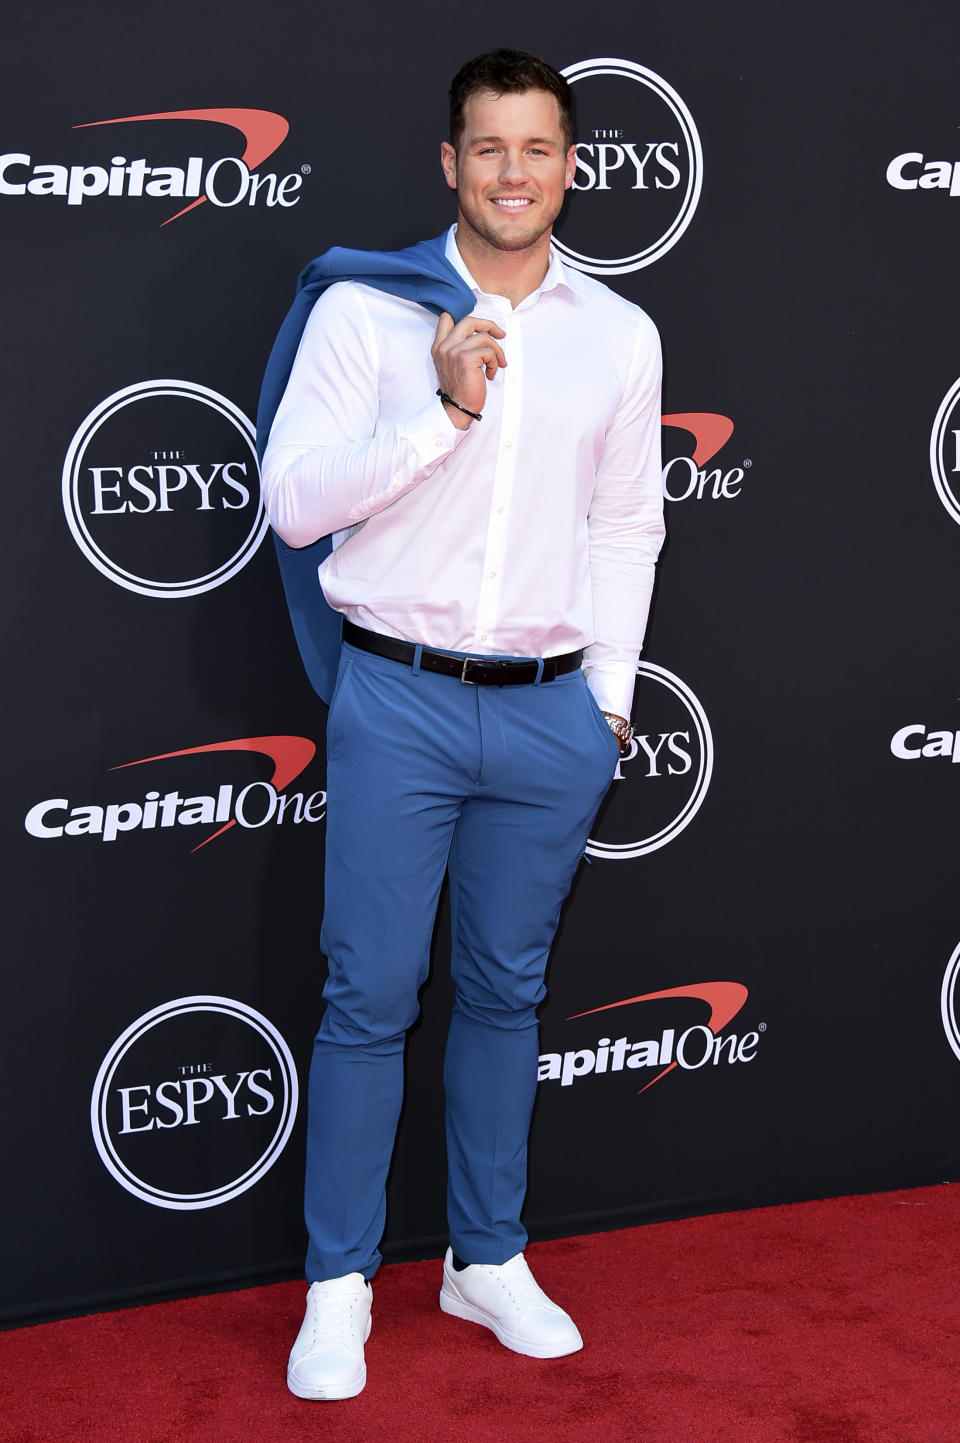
[467,134,560,146]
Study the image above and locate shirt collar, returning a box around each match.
[444,224,580,307]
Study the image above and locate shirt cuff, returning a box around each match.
[398,395,471,468]
[583,665,636,721]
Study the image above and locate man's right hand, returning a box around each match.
[432,312,507,428]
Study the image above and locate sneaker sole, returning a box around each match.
[439,1282,583,1359]
[286,1363,366,1400]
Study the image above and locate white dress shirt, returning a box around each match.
[261,227,664,719]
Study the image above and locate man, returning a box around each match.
[260,48,664,1400]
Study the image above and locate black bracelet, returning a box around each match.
[436,389,482,423]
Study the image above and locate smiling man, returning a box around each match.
[260,48,665,1400]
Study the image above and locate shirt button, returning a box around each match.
[488,570,496,578]
[390,482,401,491]
[480,633,488,642]
[504,440,514,450]
[497,506,504,514]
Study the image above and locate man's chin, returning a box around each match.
[473,218,553,253]
[490,230,547,252]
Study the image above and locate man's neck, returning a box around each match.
[453,224,552,309]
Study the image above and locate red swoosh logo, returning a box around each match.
[569,981,748,1094]
[662,413,735,465]
[73,108,290,224]
[110,735,316,850]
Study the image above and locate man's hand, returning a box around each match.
[432,312,507,429]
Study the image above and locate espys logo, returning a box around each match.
[63,380,267,598]
[587,663,713,859]
[661,412,752,502]
[930,378,960,527]
[24,735,324,851]
[886,137,960,198]
[891,704,960,764]
[1,108,305,224]
[539,982,762,1093]
[555,58,702,275]
[91,996,298,1210]
[941,945,960,1064]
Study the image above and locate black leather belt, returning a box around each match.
[342,621,583,686]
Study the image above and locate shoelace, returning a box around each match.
[485,1256,549,1310]
[309,1286,367,1349]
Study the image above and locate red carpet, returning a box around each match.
[3,1184,960,1442]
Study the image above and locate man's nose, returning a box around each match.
[498,151,528,183]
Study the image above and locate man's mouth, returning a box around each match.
[490,196,535,210]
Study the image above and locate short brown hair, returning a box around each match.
[448,49,573,152]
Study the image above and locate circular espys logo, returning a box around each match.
[90,996,298,1210]
[941,944,960,1062]
[63,380,267,598]
[586,662,713,860]
[930,377,960,528]
[555,57,703,275]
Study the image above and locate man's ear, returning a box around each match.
[440,141,458,191]
[564,144,577,191]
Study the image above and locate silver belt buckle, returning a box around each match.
[460,656,478,684]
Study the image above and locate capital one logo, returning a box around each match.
[90,996,298,1210]
[661,413,750,503]
[24,735,323,851]
[891,705,960,765]
[930,377,960,527]
[886,139,960,199]
[1,108,304,225]
[587,663,713,859]
[63,380,267,598]
[555,58,703,275]
[539,982,763,1094]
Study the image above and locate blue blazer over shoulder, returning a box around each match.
[256,233,476,703]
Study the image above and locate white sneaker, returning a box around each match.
[439,1248,583,1359]
[286,1272,372,1400]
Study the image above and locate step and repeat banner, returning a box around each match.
[3,1,958,1324]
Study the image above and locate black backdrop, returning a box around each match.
[3,0,959,1326]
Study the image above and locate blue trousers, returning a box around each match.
[304,641,620,1282]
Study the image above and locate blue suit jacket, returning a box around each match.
[257,234,476,703]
